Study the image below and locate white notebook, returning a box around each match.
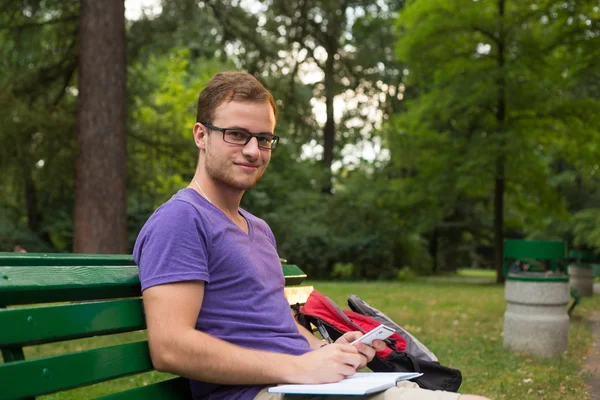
[268,372,422,396]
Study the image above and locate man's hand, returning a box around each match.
[288,343,363,384]
[335,331,388,370]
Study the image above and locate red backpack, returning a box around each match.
[294,289,462,392]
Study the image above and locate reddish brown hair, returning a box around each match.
[196,71,277,124]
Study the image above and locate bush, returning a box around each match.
[396,266,416,281]
[332,262,354,279]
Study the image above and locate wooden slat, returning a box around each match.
[0,266,141,306]
[0,341,153,400]
[0,264,307,306]
[0,252,136,266]
[95,377,192,400]
[284,285,314,306]
[0,299,145,346]
[282,264,307,285]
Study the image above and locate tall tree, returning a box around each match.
[73,0,127,253]
[0,0,79,251]
[393,0,600,282]
[263,0,405,193]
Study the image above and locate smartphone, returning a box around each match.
[351,324,395,346]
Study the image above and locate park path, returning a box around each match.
[584,283,600,400]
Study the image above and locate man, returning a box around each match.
[134,71,489,400]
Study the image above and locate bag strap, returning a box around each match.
[291,302,311,332]
[404,352,421,372]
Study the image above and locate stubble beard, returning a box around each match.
[203,146,267,191]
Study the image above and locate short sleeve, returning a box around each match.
[133,200,211,291]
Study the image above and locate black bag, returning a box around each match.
[295,290,462,392]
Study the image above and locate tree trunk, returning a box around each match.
[24,169,40,234]
[494,164,505,283]
[494,0,506,283]
[321,41,336,194]
[430,227,439,273]
[441,248,458,273]
[73,0,127,254]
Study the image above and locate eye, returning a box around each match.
[227,130,249,140]
[257,135,271,144]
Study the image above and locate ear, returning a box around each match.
[193,123,208,150]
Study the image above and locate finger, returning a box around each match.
[339,331,362,344]
[355,342,376,361]
[336,343,360,353]
[344,353,364,370]
[320,372,348,384]
[370,339,388,351]
[358,358,368,370]
[341,362,359,376]
[356,351,369,369]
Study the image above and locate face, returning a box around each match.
[195,100,276,191]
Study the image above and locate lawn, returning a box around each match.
[316,281,599,400]
[7,280,600,399]
[457,268,497,279]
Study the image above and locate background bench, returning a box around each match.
[0,253,313,400]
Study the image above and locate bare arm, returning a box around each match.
[143,281,365,385]
[294,317,326,350]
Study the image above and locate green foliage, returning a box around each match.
[390,0,600,271]
[571,208,600,252]
[395,266,415,281]
[332,262,355,279]
[0,1,78,251]
[126,49,233,246]
[249,163,434,279]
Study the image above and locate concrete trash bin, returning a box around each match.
[568,250,595,297]
[504,272,569,357]
[568,264,594,297]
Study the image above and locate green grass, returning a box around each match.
[4,280,599,399]
[312,281,599,400]
[456,268,497,279]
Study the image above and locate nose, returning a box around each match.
[242,136,260,159]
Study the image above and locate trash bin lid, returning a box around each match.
[568,249,595,262]
[507,271,569,282]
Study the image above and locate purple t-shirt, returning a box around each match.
[133,188,311,399]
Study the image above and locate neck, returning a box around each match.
[190,175,244,221]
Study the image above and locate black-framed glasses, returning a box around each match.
[202,123,279,150]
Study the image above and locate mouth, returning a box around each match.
[235,163,260,172]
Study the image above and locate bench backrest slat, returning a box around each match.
[0,341,152,399]
[281,264,308,285]
[0,299,145,346]
[0,253,136,266]
[95,377,192,400]
[0,266,141,306]
[0,264,306,306]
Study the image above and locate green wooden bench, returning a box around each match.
[0,252,313,400]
